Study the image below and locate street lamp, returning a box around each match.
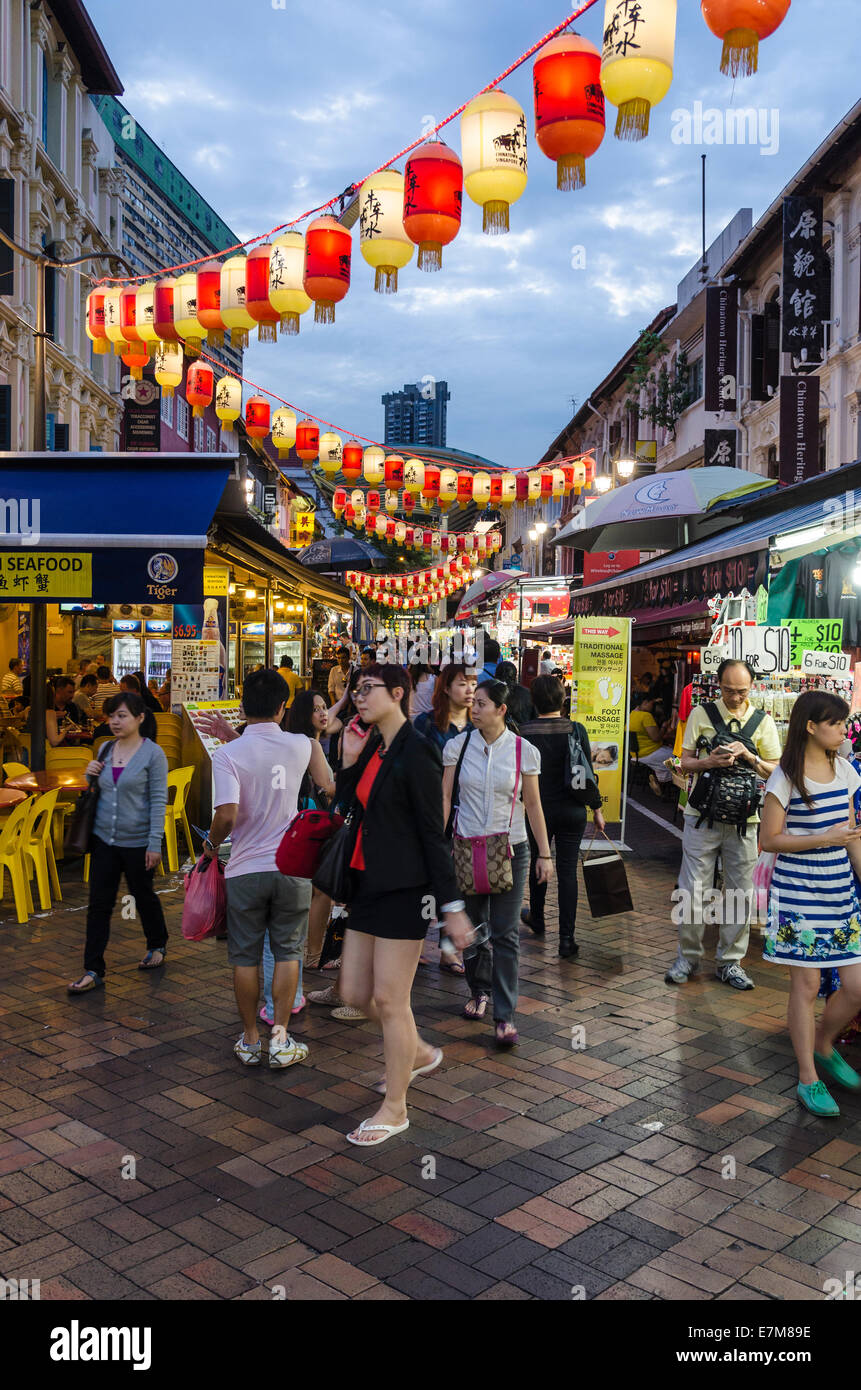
[616,456,636,479]
[594,473,613,493]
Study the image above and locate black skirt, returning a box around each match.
[347,875,432,941]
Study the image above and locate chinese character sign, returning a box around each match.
[781,196,829,360]
[704,428,737,470]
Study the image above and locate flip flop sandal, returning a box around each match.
[291,995,306,1015]
[495,1021,519,1048]
[372,1047,444,1096]
[67,970,104,995]
[346,1118,410,1147]
[439,958,466,975]
[463,994,489,1020]
[138,949,166,971]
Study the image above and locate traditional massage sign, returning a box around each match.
[572,616,632,824]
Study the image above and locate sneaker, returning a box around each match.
[716,962,755,991]
[664,953,698,985]
[234,1034,263,1066]
[268,1032,309,1068]
[814,1048,861,1092]
[797,1080,840,1117]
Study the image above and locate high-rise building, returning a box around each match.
[90,94,242,451]
[382,380,450,448]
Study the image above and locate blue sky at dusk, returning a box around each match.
[86,0,859,467]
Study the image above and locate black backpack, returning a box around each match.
[687,702,765,837]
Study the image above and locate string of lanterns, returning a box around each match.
[86,1,789,352]
[347,556,474,609]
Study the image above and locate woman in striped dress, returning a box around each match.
[760,691,861,1116]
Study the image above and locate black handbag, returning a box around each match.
[565,723,603,810]
[63,740,115,858]
[312,808,358,902]
[580,828,633,917]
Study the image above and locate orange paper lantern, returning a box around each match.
[303,216,352,325]
[402,141,463,272]
[342,440,364,482]
[533,34,605,190]
[701,0,791,76]
[246,244,281,343]
[245,395,271,439]
[296,419,319,461]
[186,361,214,418]
[196,260,225,348]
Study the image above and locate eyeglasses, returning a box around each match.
[354,682,386,699]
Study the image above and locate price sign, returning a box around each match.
[781,619,843,667]
[800,649,852,676]
[700,646,727,673]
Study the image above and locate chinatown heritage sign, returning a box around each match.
[704,287,738,413]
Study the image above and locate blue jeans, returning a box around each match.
[262,931,303,1016]
[463,839,530,1024]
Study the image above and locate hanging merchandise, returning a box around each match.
[220,255,256,350]
[153,276,180,344]
[85,290,108,354]
[215,375,242,433]
[364,445,385,484]
[359,169,414,294]
[601,0,677,141]
[461,89,528,234]
[154,341,183,396]
[196,260,225,348]
[245,243,281,343]
[245,396,271,440]
[271,406,297,458]
[402,140,464,272]
[303,215,352,324]
[319,431,343,474]
[268,231,312,335]
[342,440,364,482]
[103,288,126,354]
[173,271,205,357]
[701,0,791,77]
[533,33,605,190]
[134,281,159,355]
[296,419,320,462]
[186,361,214,417]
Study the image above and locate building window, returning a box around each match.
[206,427,217,453]
[41,53,48,146]
[0,179,13,297]
[819,419,827,472]
[0,385,10,451]
[193,415,205,451]
[766,445,778,480]
[175,395,189,441]
[685,357,704,402]
[160,391,173,428]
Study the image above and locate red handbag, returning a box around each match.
[276,808,344,879]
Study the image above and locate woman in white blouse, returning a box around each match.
[442,679,554,1046]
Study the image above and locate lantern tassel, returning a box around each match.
[417,242,443,272]
[205,330,225,349]
[257,322,278,344]
[161,385,175,398]
[231,329,249,350]
[280,312,300,336]
[113,342,128,356]
[721,28,759,78]
[184,338,202,359]
[557,154,586,192]
[615,98,651,141]
[92,339,109,355]
[131,366,143,381]
[192,405,205,418]
[314,301,336,325]
[374,266,399,294]
[483,200,510,235]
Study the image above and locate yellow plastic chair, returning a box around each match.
[22,789,62,909]
[0,797,35,923]
[3,762,30,781]
[163,766,195,872]
[45,747,92,772]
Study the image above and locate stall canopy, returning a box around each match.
[0,452,232,603]
[455,569,528,620]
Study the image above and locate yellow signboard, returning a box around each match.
[0,551,92,598]
[290,507,316,548]
[573,616,632,823]
[203,565,230,597]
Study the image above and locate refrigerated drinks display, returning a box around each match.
[145,638,172,686]
[113,634,141,681]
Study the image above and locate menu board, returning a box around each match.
[171,641,221,710]
[184,700,244,759]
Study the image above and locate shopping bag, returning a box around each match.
[752,849,776,922]
[182,854,227,941]
[276,808,344,880]
[580,828,633,918]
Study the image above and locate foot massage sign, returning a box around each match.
[571,617,632,825]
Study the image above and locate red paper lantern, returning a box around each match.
[533,33,605,191]
[245,395,271,439]
[344,503,356,525]
[456,535,467,553]
[405,527,415,547]
[516,470,530,501]
[153,277,180,342]
[541,470,554,498]
[342,440,364,482]
[246,244,281,343]
[296,420,319,461]
[584,457,596,487]
[448,561,459,574]
[422,466,441,501]
[303,215,352,325]
[402,141,463,272]
[385,519,396,541]
[403,492,416,514]
[186,361,214,418]
[364,513,376,535]
[86,291,108,354]
[385,454,405,488]
[563,465,576,493]
[366,490,381,514]
[333,488,347,518]
[457,473,474,508]
[119,287,142,346]
[421,530,432,549]
[490,476,503,505]
[196,260,225,348]
[701,0,791,77]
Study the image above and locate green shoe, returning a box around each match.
[814,1048,861,1092]
[797,1081,840,1117]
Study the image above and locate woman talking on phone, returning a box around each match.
[336,664,472,1147]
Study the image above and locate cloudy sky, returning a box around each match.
[87,0,858,468]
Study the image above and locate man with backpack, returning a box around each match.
[666,659,780,990]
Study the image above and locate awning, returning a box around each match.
[210,512,352,612]
[352,594,376,645]
[0,452,232,602]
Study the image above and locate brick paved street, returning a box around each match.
[2,804,861,1303]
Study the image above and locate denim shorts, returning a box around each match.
[225,871,311,966]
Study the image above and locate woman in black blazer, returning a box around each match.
[336,664,473,1148]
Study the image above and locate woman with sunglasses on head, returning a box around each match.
[442,679,553,1046]
[336,664,472,1146]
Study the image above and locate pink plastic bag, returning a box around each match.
[752,850,776,920]
[182,854,227,941]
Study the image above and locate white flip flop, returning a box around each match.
[371,1047,444,1096]
[346,1119,410,1147]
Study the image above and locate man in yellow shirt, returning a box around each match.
[666,658,781,992]
[628,695,672,788]
[278,657,304,707]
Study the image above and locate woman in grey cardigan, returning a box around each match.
[68,692,169,993]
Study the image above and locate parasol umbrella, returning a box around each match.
[551,466,772,555]
[296,537,382,571]
[455,569,530,620]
